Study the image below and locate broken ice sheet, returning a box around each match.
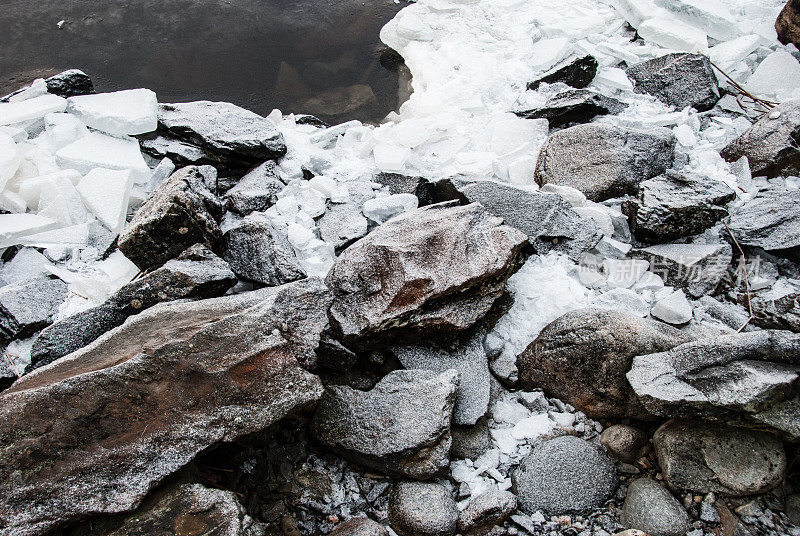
[0,94,67,126]
[66,89,158,137]
[0,213,58,248]
[17,170,83,211]
[654,0,739,41]
[0,132,20,191]
[637,16,708,52]
[528,37,573,72]
[362,193,418,224]
[76,168,134,234]
[18,223,90,249]
[55,132,151,183]
[746,50,800,101]
[43,112,89,152]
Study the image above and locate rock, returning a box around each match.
[627,330,800,440]
[625,53,720,112]
[311,369,457,479]
[620,478,691,536]
[28,245,237,371]
[749,291,800,332]
[0,277,68,342]
[622,172,735,243]
[374,172,433,203]
[388,482,458,536]
[451,418,492,460]
[330,517,389,536]
[516,89,626,128]
[652,419,787,496]
[392,331,490,426]
[318,202,370,251]
[777,0,800,50]
[721,100,800,178]
[787,494,800,526]
[0,278,330,536]
[517,308,690,419]
[325,202,527,351]
[118,166,224,270]
[650,289,693,325]
[225,161,286,214]
[315,332,359,372]
[512,436,617,515]
[600,425,649,464]
[534,124,676,202]
[45,69,94,98]
[458,490,517,535]
[527,55,599,90]
[0,351,19,392]
[728,186,800,254]
[223,219,305,286]
[632,242,732,298]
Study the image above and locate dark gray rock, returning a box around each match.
[316,333,359,372]
[138,135,213,168]
[224,161,286,215]
[622,171,735,243]
[517,308,690,419]
[787,494,800,526]
[28,245,236,371]
[325,202,527,351]
[119,166,224,270]
[45,69,94,98]
[627,330,800,440]
[527,55,599,90]
[223,219,305,286]
[516,89,626,128]
[632,242,732,298]
[534,124,676,201]
[600,424,649,464]
[721,100,800,178]
[620,478,690,536]
[0,278,68,342]
[311,369,457,480]
[0,278,330,536]
[0,349,18,392]
[512,436,617,515]
[451,418,491,460]
[626,53,720,112]
[749,291,800,332]
[653,419,786,496]
[728,186,800,253]
[374,172,432,202]
[388,482,458,536]
[457,490,517,535]
[330,517,389,536]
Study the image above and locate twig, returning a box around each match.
[710,60,779,116]
[722,219,754,332]
[2,352,21,378]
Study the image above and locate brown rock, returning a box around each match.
[777,0,800,49]
[601,424,649,464]
[330,517,389,536]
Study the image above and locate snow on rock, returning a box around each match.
[66,89,158,137]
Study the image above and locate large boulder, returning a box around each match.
[223,218,305,286]
[627,330,800,440]
[0,279,330,536]
[653,419,787,496]
[0,277,68,342]
[388,482,458,536]
[534,124,676,201]
[45,69,95,98]
[310,369,457,480]
[748,291,800,333]
[516,89,625,128]
[118,166,224,270]
[330,517,389,536]
[721,100,800,178]
[325,202,527,351]
[620,478,690,536]
[626,53,721,112]
[517,308,690,419]
[728,186,800,254]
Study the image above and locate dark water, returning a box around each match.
[0,0,407,124]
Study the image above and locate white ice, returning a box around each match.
[0,94,67,126]
[76,168,135,234]
[0,213,58,248]
[66,89,158,137]
[362,193,419,224]
[55,132,151,183]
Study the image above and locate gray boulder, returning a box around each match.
[512,436,617,515]
[627,330,800,440]
[451,418,492,461]
[325,202,527,351]
[318,180,373,251]
[527,55,599,90]
[0,278,68,342]
[330,517,389,536]
[516,89,626,128]
[388,482,458,536]
[620,478,690,536]
[632,242,732,298]
[223,219,305,286]
[653,419,786,496]
[517,308,690,419]
[28,245,237,371]
[623,171,735,243]
[749,291,800,332]
[0,350,18,392]
[311,369,458,480]
[534,124,676,201]
[721,100,800,178]
[787,494,800,526]
[600,424,649,464]
[728,186,800,253]
[626,53,720,112]
[457,490,517,535]
[225,161,286,214]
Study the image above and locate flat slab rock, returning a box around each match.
[325,202,527,351]
[225,161,286,215]
[632,242,732,298]
[0,278,330,536]
[728,186,800,254]
[626,53,720,112]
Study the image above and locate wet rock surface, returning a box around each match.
[626,53,720,112]
[527,55,599,90]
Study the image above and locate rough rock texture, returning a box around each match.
[749,291,800,332]
[0,277,68,342]
[325,202,527,351]
[626,53,720,112]
[0,279,330,536]
[223,219,305,286]
[0,353,18,392]
[119,166,224,270]
[534,124,676,201]
[451,418,492,460]
[627,330,800,440]
[513,436,617,515]
[600,424,649,464]
[728,186,800,253]
[620,478,690,536]
[330,517,389,536]
[225,161,286,214]
[45,69,94,98]
[374,172,433,203]
[517,308,690,419]
[527,55,599,90]
[388,482,458,536]
[457,490,517,535]
[28,245,237,371]
[632,242,732,298]
[311,369,457,480]
[777,0,800,49]
[516,89,626,128]
[622,171,735,243]
[787,494,800,526]
[721,100,800,178]
[652,419,787,496]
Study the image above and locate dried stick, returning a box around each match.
[710,60,779,116]
[723,219,754,332]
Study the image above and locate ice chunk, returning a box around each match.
[0,94,67,126]
[76,168,134,233]
[277,182,327,218]
[593,67,634,93]
[44,112,89,151]
[17,170,83,210]
[55,132,151,183]
[7,78,48,103]
[654,0,738,41]
[603,258,649,289]
[0,132,20,190]
[528,37,573,72]
[673,124,697,146]
[146,157,175,191]
[362,193,419,224]
[637,17,708,52]
[0,190,27,213]
[540,184,586,207]
[19,223,90,249]
[32,175,88,226]
[0,248,53,285]
[0,125,28,143]
[708,35,761,71]
[512,413,552,440]
[650,288,693,324]
[66,88,158,136]
[373,142,411,173]
[0,213,58,248]
[747,51,800,101]
[609,0,658,27]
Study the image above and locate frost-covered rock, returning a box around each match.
[620,478,690,536]
[626,53,720,112]
[457,490,517,535]
[388,482,458,536]
[0,278,68,342]
[224,161,286,215]
[527,55,598,91]
[728,186,800,253]
[66,89,158,137]
[44,69,94,98]
[633,242,732,298]
[329,517,389,536]
[222,218,305,286]
[516,89,625,128]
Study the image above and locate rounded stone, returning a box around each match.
[786,494,800,526]
[620,478,690,536]
[512,435,618,515]
[601,424,649,464]
[330,517,389,536]
[388,482,458,536]
[457,490,517,534]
